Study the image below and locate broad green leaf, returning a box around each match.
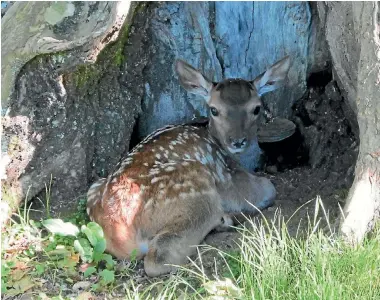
[83,266,97,278]
[93,239,106,255]
[92,251,103,264]
[42,219,79,237]
[86,222,104,240]
[34,264,45,275]
[99,269,115,285]
[1,263,11,277]
[74,238,93,263]
[81,225,97,247]
[101,254,115,269]
[1,279,7,293]
[91,283,100,292]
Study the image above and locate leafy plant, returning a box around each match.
[42,219,80,237]
[74,222,115,268]
[42,219,116,290]
[1,261,15,293]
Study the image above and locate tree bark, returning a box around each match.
[340,2,380,243]
[1,1,137,227]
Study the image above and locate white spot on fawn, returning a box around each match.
[173,184,182,190]
[151,176,169,184]
[149,168,160,176]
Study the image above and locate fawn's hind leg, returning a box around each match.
[143,194,223,277]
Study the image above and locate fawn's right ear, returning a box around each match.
[175,59,213,101]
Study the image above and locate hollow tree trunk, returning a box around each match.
[340,2,380,243]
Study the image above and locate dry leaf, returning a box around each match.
[15,261,30,270]
[6,276,35,296]
[76,291,94,300]
[11,269,28,281]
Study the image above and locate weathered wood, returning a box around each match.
[340,2,380,243]
[137,2,313,171]
[1,1,131,106]
[320,1,380,242]
[1,1,138,226]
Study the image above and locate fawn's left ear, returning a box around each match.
[175,59,214,101]
[252,56,291,96]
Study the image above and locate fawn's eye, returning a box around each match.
[210,107,219,117]
[253,106,261,115]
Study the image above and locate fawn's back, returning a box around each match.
[87,124,232,257]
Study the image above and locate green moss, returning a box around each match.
[66,2,144,87]
[97,23,130,68]
[70,23,131,88]
[97,2,145,68]
[71,64,101,88]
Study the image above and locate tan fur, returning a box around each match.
[87,56,290,277]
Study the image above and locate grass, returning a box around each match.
[1,197,380,299]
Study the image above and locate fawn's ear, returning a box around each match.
[252,56,291,96]
[175,59,214,101]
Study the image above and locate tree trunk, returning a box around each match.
[1,1,138,226]
[340,2,380,243]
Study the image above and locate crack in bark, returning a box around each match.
[209,2,225,79]
[245,7,254,66]
[216,49,225,78]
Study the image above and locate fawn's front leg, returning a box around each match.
[219,169,276,220]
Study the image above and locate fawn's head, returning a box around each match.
[175,56,290,155]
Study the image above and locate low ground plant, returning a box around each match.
[1,197,379,299]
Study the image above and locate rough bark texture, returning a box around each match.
[319,2,380,242]
[1,1,131,106]
[136,2,314,171]
[1,1,141,222]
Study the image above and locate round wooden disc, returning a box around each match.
[257,118,296,143]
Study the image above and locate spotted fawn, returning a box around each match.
[87,56,291,276]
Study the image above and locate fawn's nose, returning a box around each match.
[230,137,248,149]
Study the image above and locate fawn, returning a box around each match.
[87,56,290,276]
